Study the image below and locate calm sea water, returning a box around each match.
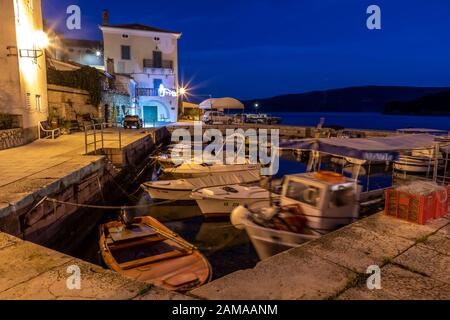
[270,112,450,131]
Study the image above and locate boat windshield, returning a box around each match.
[285,180,322,208]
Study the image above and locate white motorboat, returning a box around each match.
[191,185,276,217]
[142,170,260,201]
[393,148,444,173]
[162,162,260,179]
[231,171,360,260]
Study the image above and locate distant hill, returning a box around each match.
[244,86,450,113]
[385,90,450,115]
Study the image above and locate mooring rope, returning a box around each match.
[43,197,177,210]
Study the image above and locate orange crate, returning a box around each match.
[385,188,447,225]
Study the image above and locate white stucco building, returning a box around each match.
[0,0,49,142]
[100,20,181,125]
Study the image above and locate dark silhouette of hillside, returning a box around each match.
[384,90,450,115]
[244,86,450,113]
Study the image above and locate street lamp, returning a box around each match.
[19,30,49,60]
[254,103,259,113]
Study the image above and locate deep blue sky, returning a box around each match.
[43,0,450,100]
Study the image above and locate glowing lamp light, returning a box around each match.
[34,30,49,48]
[96,50,101,57]
[178,87,186,96]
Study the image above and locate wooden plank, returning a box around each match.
[108,235,165,251]
[119,249,190,270]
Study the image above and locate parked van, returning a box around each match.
[201,111,234,125]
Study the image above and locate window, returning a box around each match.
[26,93,31,109]
[121,45,131,60]
[153,51,162,68]
[35,95,41,112]
[285,180,322,208]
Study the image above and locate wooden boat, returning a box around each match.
[191,184,275,217]
[100,216,212,292]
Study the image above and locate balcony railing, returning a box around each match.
[136,88,158,97]
[143,59,173,69]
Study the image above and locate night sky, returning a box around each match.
[42,0,450,100]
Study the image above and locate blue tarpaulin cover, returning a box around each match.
[281,134,439,161]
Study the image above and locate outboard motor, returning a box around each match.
[119,208,133,228]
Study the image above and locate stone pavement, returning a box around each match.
[190,212,450,300]
[0,232,189,300]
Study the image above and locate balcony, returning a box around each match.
[143,59,174,74]
[136,88,158,97]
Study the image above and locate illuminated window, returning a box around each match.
[35,95,41,112]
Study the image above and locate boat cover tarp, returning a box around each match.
[146,169,260,191]
[188,170,260,189]
[281,134,438,161]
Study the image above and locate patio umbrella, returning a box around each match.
[199,97,244,110]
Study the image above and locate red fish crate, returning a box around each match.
[385,187,449,225]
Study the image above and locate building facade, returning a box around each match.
[100,22,181,125]
[0,0,49,142]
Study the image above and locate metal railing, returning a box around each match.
[84,122,122,155]
[143,59,173,69]
[136,87,158,97]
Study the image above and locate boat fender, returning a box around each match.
[230,206,249,230]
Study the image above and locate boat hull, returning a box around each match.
[145,186,192,201]
[196,198,271,217]
[244,219,320,260]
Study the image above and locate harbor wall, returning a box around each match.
[0,128,169,252]
[167,123,393,139]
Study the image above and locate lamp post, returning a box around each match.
[177,86,188,120]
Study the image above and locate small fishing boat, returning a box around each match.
[142,169,260,201]
[162,162,260,179]
[100,215,212,292]
[231,171,360,260]
[191,184,275,217]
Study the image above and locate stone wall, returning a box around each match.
[47,84,99,121]
[0,128,24,150]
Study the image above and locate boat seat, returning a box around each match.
[119,249,191,270]
[109,225,158,242]
[108,235,166,251]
